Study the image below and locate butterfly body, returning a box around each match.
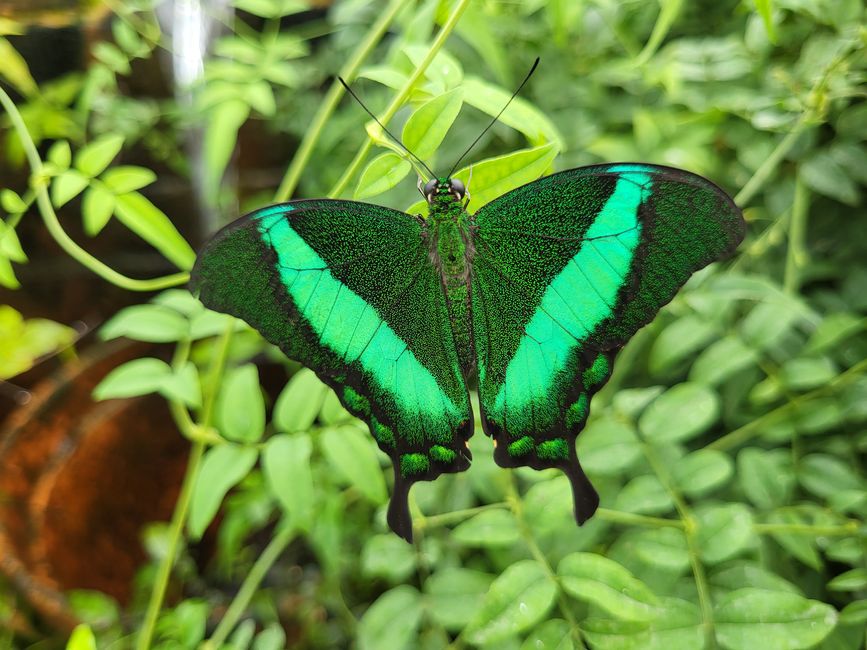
[192,163,745,541]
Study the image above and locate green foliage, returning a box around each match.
[1,0,865,649]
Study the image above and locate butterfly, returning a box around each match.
[190,67,745,542]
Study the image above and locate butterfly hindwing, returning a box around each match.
[191,200,473,540]
[471,164,745,522]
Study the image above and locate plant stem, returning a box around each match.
[273,0,406,202]
[136,322,235,650]
[640,441,716,649]
[418,502,510,529]
[327,0,472,198]
[783,175,809,295]
[707,357,867,452]
[506,476,587,649]
[635,0,684,65]
[0,86,190,291]
[753,521,861,536]
[595,507,685,529]
[203,520,296,649]
[734,126,805,208]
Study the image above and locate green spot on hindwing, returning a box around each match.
[400,453,430,477]
[371,416,396,449]
[582,353,609,388]
[565,393,589,429]
[536,438,569,460]
[507,436,534,457]
[343,386,371,416]
[430,445,456,463]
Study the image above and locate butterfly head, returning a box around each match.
[422,177,465,203]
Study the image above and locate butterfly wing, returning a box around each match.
[471,164,745,522]
[191,200,473,541]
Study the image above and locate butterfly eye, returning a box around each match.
[449,179,465,200]
[423,179,438,201]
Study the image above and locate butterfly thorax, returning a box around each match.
[426,184,476,378]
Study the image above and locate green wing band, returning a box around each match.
[192,200,473,541]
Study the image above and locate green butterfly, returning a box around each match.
[191,157,744,541]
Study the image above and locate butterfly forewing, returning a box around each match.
[191,200,473,541]
[471,164,745,523]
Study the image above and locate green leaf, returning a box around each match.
[575,415,641,476]
[81,185,116,236]
[559,552,660,622]
[690,336,758,385]
[101,304,188,343]
[361,534,416,582]
[93,42,131,74]
[403,46,463,90]
[203,99,250,200]
[114,192,196,270]
[159,361,202,408]
[51,170,90,208]
[47,140,71,170]
[75,134,125,177]
[358,585,423,650]
[262,433,314,531]
[455,143,559,213]
[708,561,801,595]
[462,75,563,147]
[425,568,494,631]
[101,165,157,193]
[649,315,719,375]
[839,600,867,626]
[798,454,862,501]
[354,153,412,200]
[694,504,755,564]
[273,368,327,433]
[714,588,837,650]
[0,34,36,96]
[320,424,387,504]
[188,444,258,540]
[216,364,265,443]
[244,80,276,116]
[252,623,286,650]
[639,382,719,443]
[0,254,20,289]
[800,151,859,206]
[1,189,27,213]
[765,507,822,570]
[92,357,172,400]
[452,509,520,547]
[780,356,838,391]
[0,218,27,262]
[65,624,97,650]
[465,560,557,645]
[737,448,793,510]
[582,598,703,650]
[401,88,463,160]
[804,313,864,354]
[753,0,776,43]
[630,528,690,573]
[672,449,733,497]
[828,568,867,592]
[615,474,674,515]
[520,619,573,650]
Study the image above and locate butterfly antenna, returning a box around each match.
[448,57,540,177]
[338,77,436,179]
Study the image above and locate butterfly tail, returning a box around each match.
[563,456,600,524]
[387,467,414,543]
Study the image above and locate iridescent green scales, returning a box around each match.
[191,163,745,541]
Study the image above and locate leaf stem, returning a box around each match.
[707,357,867,452]
[0,86,190,291]
[639,441,716,649]
[783,174,809,295]
[595,507,685,529]
[327,0,472,198]
[202,519,296,649]
[734,126,805,208]
[136,321,235,650]
[273,0,406,202]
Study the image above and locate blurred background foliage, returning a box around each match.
[0,0,866,648]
